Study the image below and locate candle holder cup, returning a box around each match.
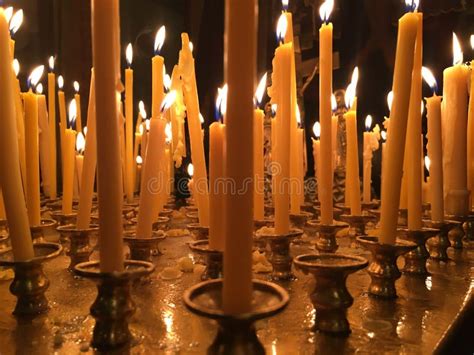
[187,223,209,241]
[185,211,199,224]
[445,214,472,249]
[44,198,62,212]
[306,220,348,253]
[189,240,223,280]
[183,205,198,214]
[0,242,62,317]
[50,211,78,243]
[289,211,313,230]
[159,208,173,218]
[152,216,170,231]
[123,230,166,262]
[74,260,155,351]
[356,236,416,299]
[294,253,368,336]
[301,201,318,215]
[30,219,57,244]
[334,204,351,216]
[316,206,344,221]
[424,220,459,261]
[0,218,8,233]
[253,218,274,252]
[398,228,439,276]
[183,278,289,355]
[339,214,377,247]
[57,224,98,270]
[257,228,303,281]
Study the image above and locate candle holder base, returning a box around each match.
[445,215,472,249]
[124,231,166,262]
[187,223,209,241]
[0,218,9,233]
[189,240,223,280]
[316,206,344,221]
[183,278,289,355]
[0,242,62,317]
[306,220,348,253]
[30,219,57,244]
[339,214,377,247]
[356,236,416,299]
[258,228,303,281]
[424,220,459,261]
[294,253,368,335]
[183,205,198,214]
[398,228,439,276]
[57,224,98,270]
[50,212,78,243]
[253,219,273,252]
[461,214,474,245]
[74,260,155,351]
[301,201,318,215]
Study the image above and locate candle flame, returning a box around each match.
[365,115,372,131]
[471,35,474,50]
[187,163,194,177]
[28,65,45,88]
[296,104,301,125]
[154,26,166,55]
[126,43,133,67]
[68,99,77,126]
[48,56,55,71]
[36,83,43,94]
[313,121,321,138]
[83,126,88,136]
[276,14,288,42]
[164,73,171,92]
[405,0,419,12]
[73,81,80,93]
[452,33,463,65]
[421,66,437,94]
[387,91,393,111]
[381,130,387,141]
[344,83,356,109]
[160,90,177,113]
[138,100,147,119]
[199,113,205,124]
[165,122,172,143]
[351,67,359,86]
[12,58,19,77]
[271,103,278,117]
[189,41,194,52]
[9,9,23,35]
[282,0,289,11]
[331,93,337,111]
[215,84,228,120]
[319,0,334,22]
[57,75,64,89]
[145,119,150,132]
[4,7,13,24]
[76,132,85,153]
[136,155,143,165]
[255,72,267,106]
[424,156,430,172]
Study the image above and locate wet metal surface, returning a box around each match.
[0,218,473,354]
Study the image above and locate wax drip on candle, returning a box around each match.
[68,99,77,130]
[76,132,85,154]
[187,163,194,177]
[48,56,55,73]
[125,43,133,68]
[452,33,463,65]
[28,65,44,90]
[215,84,228,122]
[421,66,438,95]
[160,90,177,113]
[12,58,19,77]
[405,0,419,13]
[254,72,267,109]
[282,0,289,12]
[57,75,64,90]
[9,9,22,36]
[313,121,321,139]
[4,7,13,24]
[319,0,334,24]
[154,25,166,55]
[276,14,288,43]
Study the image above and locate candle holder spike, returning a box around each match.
[74,260,155,351]
[183,278,289,355]
[398,228,439,275]
[356,236,416,299]
[294,253,368,335]
[57,224,98,270]
[189,240,223,280]
[30,219,57,244]
[424,220,460,261]
[124,230,166,262]
[187,223,209,241]
[307,220,348,253]
[0,242,62,317]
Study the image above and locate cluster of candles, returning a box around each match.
[0,0,472,317]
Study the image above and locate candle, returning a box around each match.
[318,0,334,225]
[254,73,267,220]
[37,84,52,197]
[380,6,418,244]
[331,94,338,170]
[296,107,305,206]
[0,9,34,261]
[135,155,142,192]
[423,156,430,204]
[381,130,387,181]
[24,66,44,227]
[187,163,195,201]
[92,0,125,272]
[62,100,77,215]
[125,43,134,203]
[48,56,57,199]
[75,132,85,191]
[363,116,380,204]
[142,120,149,159]
[152,26,165,119]
[170,65,186,167]
[178,33,210,227]
[136,92,175,238]
[77,70,97,229]
[73,81,82,133]
[312,122,322,200]
[469,35,474,209]
[12,59,27,189]
[57,75,67,167]
[442,33,470,216]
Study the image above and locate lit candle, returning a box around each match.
[170,65,186,167]
[75,132,85,192]
[380,2,419,244]
[187,163,195,201]
[318,0,335,224]
[92,0,125,272]
[423,156,430,204]
[331,94,338,171]
[312,122,322,200]
[37,83,52,198]
[12,59,27,189]
[442,33,469,216]
[48,56,57,199]
[125,43,134,203]
[363,116,380,203]
[135,155,143,192]
[152,26,165,119]
[24,65,44,226]
[62,100,77,214]
[254,73,267,220]
[469,35,474,209]
[381,130,387,181]
[0,9,34,261]
[73,81,82,133]
[57,75,67,167]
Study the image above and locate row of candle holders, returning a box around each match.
[0,196,473,353]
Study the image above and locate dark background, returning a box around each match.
[5,0,474,197]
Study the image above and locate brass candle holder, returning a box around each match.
[159,208,173,218]
[44,198,62,212]
[0,234,10,253]
[183,205,198,214]
[301,201,318,215]
[185,211,199,224]
[339,214,377,247]
[315,206,345,220]
[74,260,155,351]
[30,218,57,244]
[0,242,62,317]
[152,216,170,231]
[57,224,99,270]
[334,203,351,215]
[306,220,348,253]
[398,228,439,276]
[361,200,380,212]
[50,211,78,243]
[187,223,209,241]
[444,214,473,249]
[398,208,408,227]
[424,220,460,261]
[264,203,274,217]
[253,218,274,252]
[258,228,303,281]
[294,253,368,336]
[356,236,416,299]
[289,211,313,230]
[189,240,223,280]
[123,230,166,262]
[183,278,289,354]
[0,218,9,233]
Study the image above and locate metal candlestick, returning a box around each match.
[187,223,209,241]
[185,211,199,224]
[289,211,313,230]
[424,220,460,261]
[30,219,57,244]
[0,242,62,316]
[301,201,318,215]
[159,208,173,218]
[444,214,473,249]
[258,228,303,281]
[398,209,408,227]
[315,206,344,221]
[152,216,170,231]
[183,279,289,355]
[361,200,380,212]
[253,218,274,252]
[123,230,166,262]
[74,260,155,351]
[398,228,439,275]
[306,220,348,253]
[294,253,368,335]
[334,204,351,215]
[57,224,98,270]
[189,240,223,280]
[44,198,62,212]
[356,236,416,299]
[51,212,78,243]
[339,214,377,247]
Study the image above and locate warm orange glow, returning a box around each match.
[36,83,43,95]
[29,65,45,88]
[165,122,172,143]
[48,56,55,71]
[421,67,437,93]
[4,7,13,24]
[12,58,19,77]
[73,81,80,93]
[58,75,64,90]
[331,93,337,111]
[68,99,77,126]
[76,132,85,153]
[425,156,430,172]
[276,14,288,41]
[387,91,393,112]
[138,100,147,119]
[136,155,143,165]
